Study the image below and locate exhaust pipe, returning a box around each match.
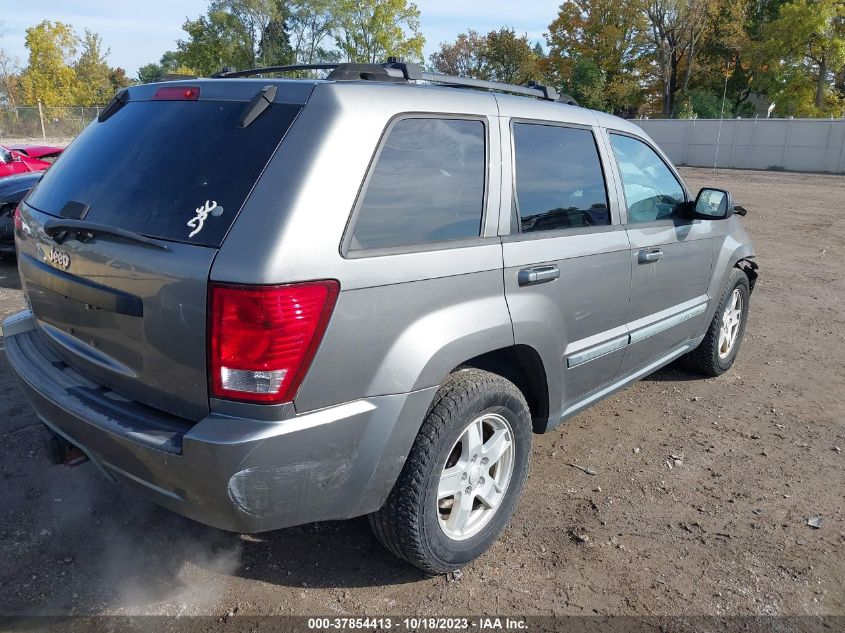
[45,433,88,466]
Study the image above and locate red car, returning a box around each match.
[0,144,64,178]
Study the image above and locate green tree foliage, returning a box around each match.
[561,58,608,110]
[12,0,845,117]
[173,0,293,76]
[333,0,424,63]
[756,0,845,114]
[429,30,492,78]
[429,28,542,85]
[74,30,113,105]
[14,21,131,105]
[176,10,254,75]
[288,0,341,64]
[645,0,718,116]
[108,67,132,93]
[137,62,164,84]
[483,28,543,84]
[19,21,79,106]
[546,0,649,114]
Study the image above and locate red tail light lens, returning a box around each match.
[153,86,200,100]
[13,206,22,233]
[209,281,339,404]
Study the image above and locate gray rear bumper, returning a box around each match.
[3,310,435,533]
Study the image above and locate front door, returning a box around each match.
[500,117,631,422]
[604,131,713,377]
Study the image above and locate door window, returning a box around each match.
[609,133,685,223]
[350,118,486,251]
[512,123,609,233]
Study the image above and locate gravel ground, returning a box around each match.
[0,167,842,621]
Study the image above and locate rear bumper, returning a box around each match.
[3,310,436,533]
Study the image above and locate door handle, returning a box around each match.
[518,264,560,286]
[638,249,664,264]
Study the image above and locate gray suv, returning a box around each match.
[3,62,758,574]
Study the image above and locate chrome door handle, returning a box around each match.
[638,249,664,263]
[518,264,560,286]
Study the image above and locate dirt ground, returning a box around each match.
[0,167,842,622]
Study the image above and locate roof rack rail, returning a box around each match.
[211,60,579,106]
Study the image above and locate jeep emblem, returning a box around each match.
[47,246,70,270]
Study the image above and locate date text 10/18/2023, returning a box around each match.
[307,617,529,630]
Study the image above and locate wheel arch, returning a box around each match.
[455,344,552,434]
[700,236,757,336]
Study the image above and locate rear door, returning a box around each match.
[603,131,712,377]
[15,85,303,420]
[500,116,631,418]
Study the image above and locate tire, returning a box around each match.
[681,267,750,376]
[369,368,532,574]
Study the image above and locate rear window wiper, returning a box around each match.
[238,84,278,128]
[43,218,168,250]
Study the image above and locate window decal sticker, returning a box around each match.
[187,200,224,238]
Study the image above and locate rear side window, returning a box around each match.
[25,100,301,247]
[349,118,485,252]
[512,123,609,233]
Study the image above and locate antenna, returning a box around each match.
[712,57,732,183]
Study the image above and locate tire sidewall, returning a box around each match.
[713,272,750,372]
[418,384,531,569]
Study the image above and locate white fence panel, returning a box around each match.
[632,118,845,174]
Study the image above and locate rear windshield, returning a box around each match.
[25,99,301,247]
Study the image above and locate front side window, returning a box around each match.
[0,146,11,163]
[512,123,610,233]
[350,118,485,251]
[609,133,685,223]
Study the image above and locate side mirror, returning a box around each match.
[692,187,733,219]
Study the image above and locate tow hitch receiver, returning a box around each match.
[46,433,88,467]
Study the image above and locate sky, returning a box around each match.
[0,1,560,77]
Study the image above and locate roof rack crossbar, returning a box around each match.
[211,61,579,106]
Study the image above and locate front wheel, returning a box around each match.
[682,267,751,376]
[369,368,532,574]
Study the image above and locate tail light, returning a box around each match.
[14,206,22,233]
[209,281,339,404]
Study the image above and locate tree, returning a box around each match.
[562,57,608,110]
[177,10,254,75]
[260,2,295,66]
[333,0,424,63]
[174,0,293,75]
[429,30,489,78]
[74,30,113,105]
[18,20,78,106]
[429,28,543,85]
[209,0,291,66]
[758,0,845,112]
[288,0,340,64]
[109,67,132,93]
[483,28,543,84]
[0,46,20,107]
[645,0,717,116]
[546,0,650,114]
[137,62,163,84]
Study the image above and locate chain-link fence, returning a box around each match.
[0,105,102,140]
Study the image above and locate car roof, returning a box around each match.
[128,76,646,135]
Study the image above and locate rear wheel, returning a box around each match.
[369,368,532,574]
[682,267,750,376]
